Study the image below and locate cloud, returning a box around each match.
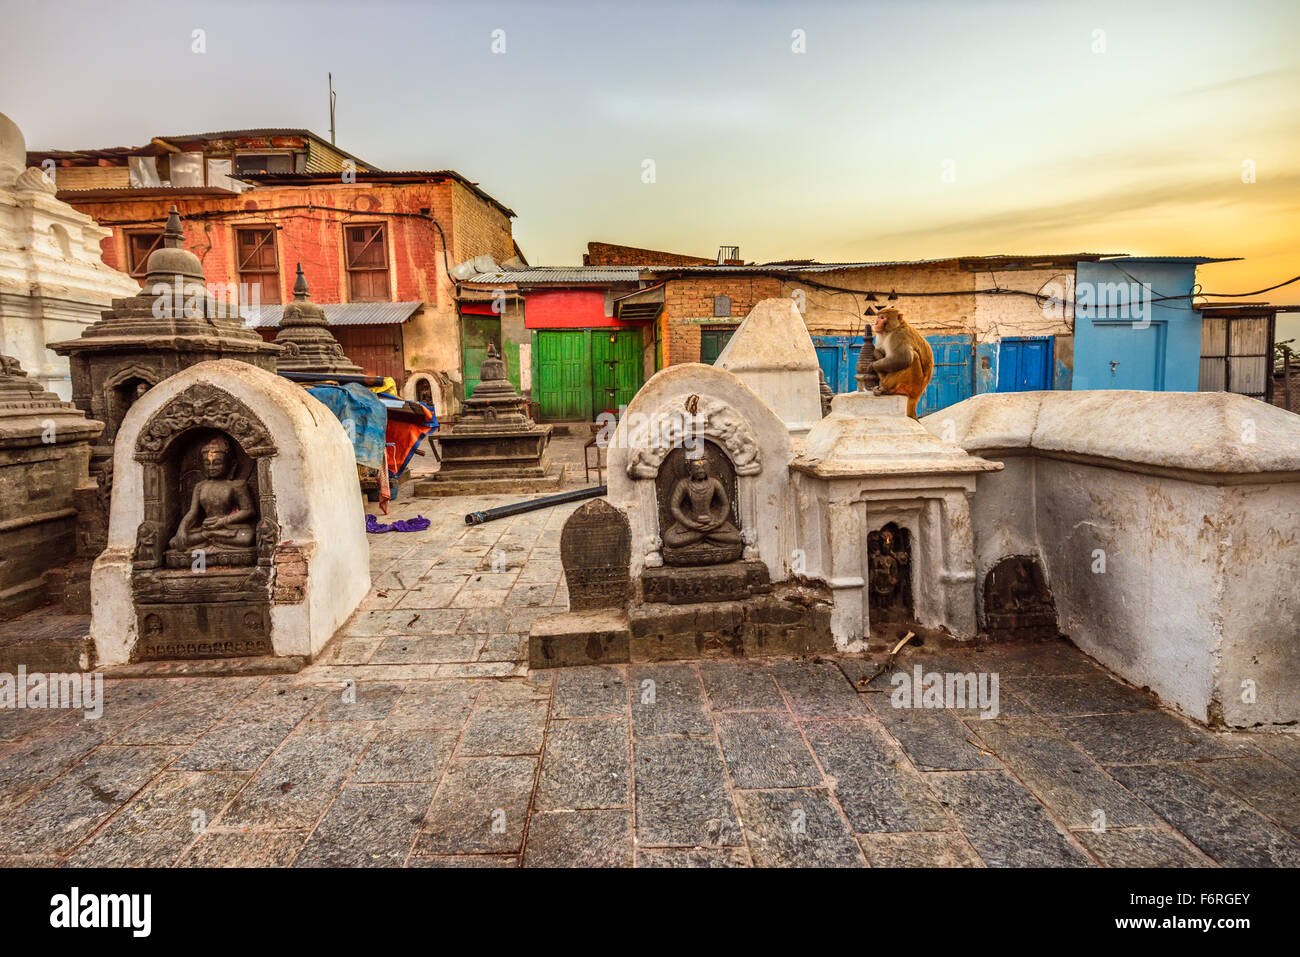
[863,170,1300,248]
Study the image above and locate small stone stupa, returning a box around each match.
[50,205,280,553]
[273,263,362,376]
[424,341,558,493]
[0,354,102,623]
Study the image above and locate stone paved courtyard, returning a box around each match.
[0,490,1297,868]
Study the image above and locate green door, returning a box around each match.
[591,328,643,414]
[535,329,589,420]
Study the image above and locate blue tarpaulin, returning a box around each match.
[305,383,388,472]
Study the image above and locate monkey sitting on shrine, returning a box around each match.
[867,307,934,418]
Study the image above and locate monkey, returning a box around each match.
[867,307,934,418]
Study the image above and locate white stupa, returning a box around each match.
[0,111,139,399]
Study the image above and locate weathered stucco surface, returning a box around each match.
[92,360,370,665]
[715,298,823,441]
[924,390,1300,728]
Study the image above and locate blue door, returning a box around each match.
[996,337,1054,392]
[917,335,973,416]
[812,335,867,393]
[815,345,841,392]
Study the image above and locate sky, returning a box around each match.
[2,0,1298,329]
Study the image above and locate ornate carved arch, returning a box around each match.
[134,383,276,462]
[625,394,762,479]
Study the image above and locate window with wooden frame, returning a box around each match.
[234,226,281,304]
[344,224,391,301]
[126,230,164,278]
[233,152,294,175]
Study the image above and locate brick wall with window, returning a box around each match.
[343,224,390,301]
[234,226,281,304]
[661,275,782,364]
[125,229,164,278]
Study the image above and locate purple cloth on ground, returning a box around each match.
[366,513,430,534]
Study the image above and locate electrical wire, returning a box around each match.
[92,204,1300,311]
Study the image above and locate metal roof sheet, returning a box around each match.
[462,267,643,284]
[245,301,422,329]
[1096,256,1240,265]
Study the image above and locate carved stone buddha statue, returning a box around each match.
[168,435,257,553]
[661,452,743,565]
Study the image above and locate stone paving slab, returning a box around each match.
[1074,828,1211,867]
[734,788,863,867]
[927,771,1092,867]
[634,735,741,848]
[857,831,984,867]
[535,717,630,810]
[1107,763,1300,867]
[0,494,1294,868]
[803,719,949,833]
[968,718,1163,829]
[715,712,822,789]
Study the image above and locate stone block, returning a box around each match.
[528,609,630,669]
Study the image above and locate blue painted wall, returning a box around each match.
[813,335,863,393]
[1073,259,1202,392]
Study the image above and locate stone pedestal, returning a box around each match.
[0,355,102,620]
[91,359,369,669]
[791,392,1002,651]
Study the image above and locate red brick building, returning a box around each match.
[29,129,519,410]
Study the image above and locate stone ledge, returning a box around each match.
[414,465,565,498]
[528,609,631,669]
[99,654,307,678]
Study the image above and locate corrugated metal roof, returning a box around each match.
[1095,256,1240,264]
[462,267,643,284]
[245,301,422,329]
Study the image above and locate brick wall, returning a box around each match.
[586,241,712,266]
[62,178,515,384]
[661,275,782,365]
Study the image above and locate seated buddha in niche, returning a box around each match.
[662,451,742,564]
[169,435,257,551]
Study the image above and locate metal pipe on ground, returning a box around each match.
[465,486,606,525]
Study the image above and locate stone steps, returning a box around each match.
[528,583,835,669]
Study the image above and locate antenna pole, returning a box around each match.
[328,73,337,145]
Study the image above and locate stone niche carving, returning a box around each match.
[626,394,760,480]
[91,359,370,668]
[790,391,1003,650]
[129,384,280,660]
[867,522,913,623]
[606,363,796,584]
[656,442,743,566]
[982,555,1059,640]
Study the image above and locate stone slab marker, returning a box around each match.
[560,498,631,610]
